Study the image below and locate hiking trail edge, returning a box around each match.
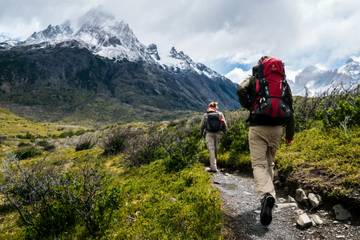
[212,171,360,240]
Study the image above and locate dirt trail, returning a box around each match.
[212,172,360,240]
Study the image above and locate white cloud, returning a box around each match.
[225,67,252,84]
[1,0,360,71]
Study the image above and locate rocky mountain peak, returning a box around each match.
[147,43,160,61]
[26,22,74,44]
[338,56,360,79]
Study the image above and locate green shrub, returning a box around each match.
[75,134,96,151]
[58,129,86,138]
[103,129,130,155]
[107,161,222,239]
[319,96,360,129]
[219,120,249,163]
[0,135,6,145]
[36,140,56,151]
[124,128,166,167]
[164,132,200,172]
[14,146,42,160]
[0,159,121,239]
[16,132,36,140]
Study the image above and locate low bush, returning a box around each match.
[163,128,201,172]
[16,132,36,140]
[0,135,6,145]
[276,126,360,198]
[102,129,130,155]
[75,134,97,151]
[36,140,56,151]
[318,96,360,129]
[14,146,42,160]
[0,159,121,239]
[107,161,222,239]
[124,128,166,167]
[218,120,249,170]
[57,129,86,138]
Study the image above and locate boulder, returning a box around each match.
[287,195,296,203]
[296,213,313,229]
[310,214,324,225]
[308,193,321,208]
[295,188,308,204]
[333,204,351,221]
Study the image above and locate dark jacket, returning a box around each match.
[200,109,227,137]
[237,76,295,140]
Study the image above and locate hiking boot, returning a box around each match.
[206,168,219,173]
[260,193,275,226]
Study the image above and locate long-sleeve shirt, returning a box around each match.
[200,110,227,137]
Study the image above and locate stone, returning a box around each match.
[276,203,298,209]
[310,214,324,225]
[278,197,286,203]
[333,204,352,221]
[336,235,346,239]
[287,195,296,203]
[295,209,304,215]
[295,188,308,203]
[308,193,321,208]
[296,213,313,229]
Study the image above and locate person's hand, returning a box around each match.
[285,138,293,145]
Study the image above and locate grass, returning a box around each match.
[276,125,360,198]
[106,160,222,240]
[0,108,224,239]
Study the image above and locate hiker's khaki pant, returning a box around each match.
[205,132,221,171]
[249,126,282,199]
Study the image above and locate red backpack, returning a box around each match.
[250,57,292,124]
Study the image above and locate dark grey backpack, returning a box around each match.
[206,112,221,132]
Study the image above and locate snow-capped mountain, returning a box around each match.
[157,47,222,78]
[338,56,360,80]
[1,9,221,79]
[290,59,360,96]
[0,8,239,122]
[0,34,19,49]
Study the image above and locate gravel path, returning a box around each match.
[212,172,360,240]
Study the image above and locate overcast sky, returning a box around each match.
[1,0,360,82]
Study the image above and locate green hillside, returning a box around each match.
[0,87,359,239]
[0,109,222,239]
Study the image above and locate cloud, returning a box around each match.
[225,67,252,84]
[1,0,360,73]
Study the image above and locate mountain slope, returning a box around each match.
[0,43,238,122]
[0,10,239,122]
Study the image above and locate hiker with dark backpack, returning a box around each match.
[200,101,227,173]
[237,56,295,226]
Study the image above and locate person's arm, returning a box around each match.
[285,114,295,144]
[237,76,254,110]
[220,112,227,133]
[200,113,207,137]
[285,82,294,144]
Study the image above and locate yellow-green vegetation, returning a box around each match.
[0,108,223,239]
[277,126,360,198]
[107,161,222,239]
[0,107,76,137]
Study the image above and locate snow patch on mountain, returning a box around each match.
[0,34,19,48]
[0,8,223,79]
[337,57,360,79]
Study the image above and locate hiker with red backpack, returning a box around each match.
[200,101,227,173]
[237,56,295,226]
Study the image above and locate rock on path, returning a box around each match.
[212,172,360,240]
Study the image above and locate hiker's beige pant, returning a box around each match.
[205,132,221,171]
[249,126,282,199]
